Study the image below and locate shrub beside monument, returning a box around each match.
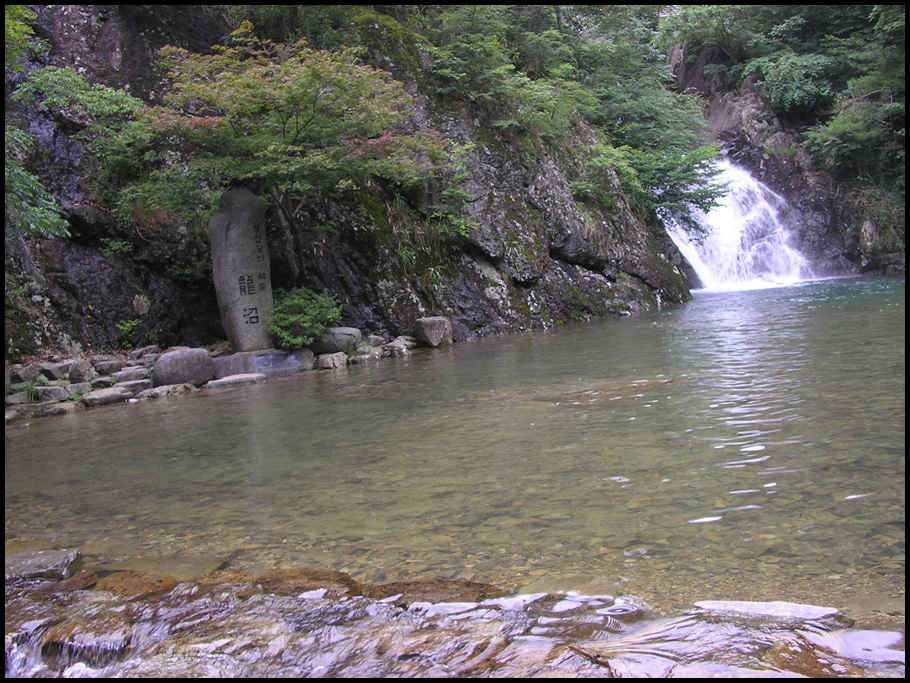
[267,287,342,350]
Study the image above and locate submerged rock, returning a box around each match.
[95,570,178,600]
[363,578,507,607]
[35,571,99,594]
[693,599,840,621]
[96,554,227,582]
[256,567,364,599]
[193,569,254,586]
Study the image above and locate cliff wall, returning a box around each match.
[7,6,693,358]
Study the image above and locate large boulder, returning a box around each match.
[414,316,453,347]
[152,348,215,387]
[316,352,348,370]
[309,327,362,354]
[67,358,94,383]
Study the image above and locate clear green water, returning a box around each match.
[5,277,905,617]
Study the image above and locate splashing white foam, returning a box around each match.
[668,161,813,291]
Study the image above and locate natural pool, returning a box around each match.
[6,277,905,625]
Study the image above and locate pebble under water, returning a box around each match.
[5,276,905,676]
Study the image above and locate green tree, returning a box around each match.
[12,66,146,205]
[5,128,70,239]
[574,7,725,225]
[267,286,341,349]
[5,7,70,240]
[5,4,35,72]
[128,22,445,281]
[806,6,905,184]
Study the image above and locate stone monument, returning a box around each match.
[208,189,274,352]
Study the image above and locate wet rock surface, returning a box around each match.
[4,549,904,678]
[94,571,179,600]
[255,567,364,599]
[363,578,508,607]
[4,548,80,582]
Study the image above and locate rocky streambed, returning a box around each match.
[5,547,905,678]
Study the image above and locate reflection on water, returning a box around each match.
[5,277,905,618]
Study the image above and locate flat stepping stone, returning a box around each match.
[81,387,132,407]
[204,373,267,388]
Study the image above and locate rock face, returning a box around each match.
[15,238,216,357]
[208,189,274,352]
[296,119,693,342]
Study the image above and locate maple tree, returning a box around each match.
[128,22,444,279]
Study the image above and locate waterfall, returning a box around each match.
[667,160,813,291]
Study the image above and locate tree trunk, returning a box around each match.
[269,186,301,285]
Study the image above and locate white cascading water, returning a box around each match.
[667,160,813,291]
